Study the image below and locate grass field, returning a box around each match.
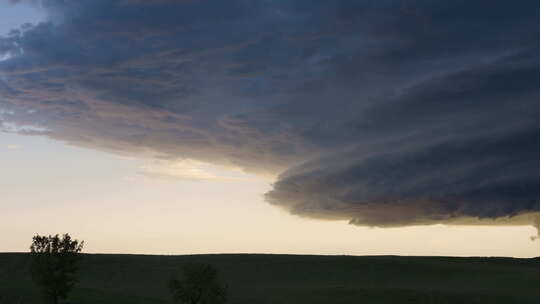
[1,253,539,303]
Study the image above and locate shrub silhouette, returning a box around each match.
[29,234,84,304]
[169,263,227,304]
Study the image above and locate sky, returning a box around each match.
[1,0,540,257]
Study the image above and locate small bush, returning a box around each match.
[169,263,227,304]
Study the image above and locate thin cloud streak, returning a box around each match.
[6,143,21,150]
[137,159,251,182]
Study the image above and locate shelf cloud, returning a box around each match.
[2,0,540,233]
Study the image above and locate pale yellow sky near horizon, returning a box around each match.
[2,132,540,258]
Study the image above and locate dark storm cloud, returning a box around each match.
[2,0,540,231]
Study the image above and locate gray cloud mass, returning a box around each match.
[2,0,540,232]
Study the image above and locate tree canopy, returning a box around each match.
[30,233,84,304]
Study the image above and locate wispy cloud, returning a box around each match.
[137,159,247,182]
[6,144,20,150]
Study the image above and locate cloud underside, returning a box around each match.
[1,0,540,232]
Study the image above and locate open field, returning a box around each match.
[1,253,539,303]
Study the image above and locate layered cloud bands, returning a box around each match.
[2,1,540,231]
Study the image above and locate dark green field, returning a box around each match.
[1,253,539,303]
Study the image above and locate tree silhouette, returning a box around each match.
[29,234,84,304]
[169,263,227,304]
